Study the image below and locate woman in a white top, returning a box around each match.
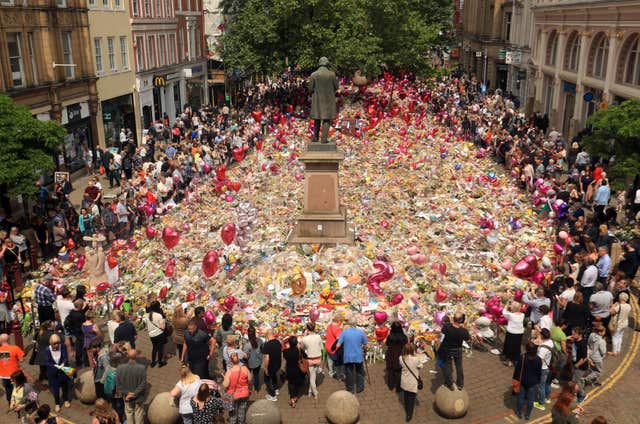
[399,343,422,422]
[301,322,324,399]
[106,310,119,345]
[502,300,525,366]
[608,292,632,356]
[169,365,201,424]
[144,300,167,367]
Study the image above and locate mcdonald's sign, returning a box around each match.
[153,75,166,87]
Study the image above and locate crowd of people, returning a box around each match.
[0,69,636,424]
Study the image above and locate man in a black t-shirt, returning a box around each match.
[64,299,87,368]
[113,311,137,349]
[570,327,589,403]
[439,312,470,391]
[261,329,282,401]
[181,320,215,380]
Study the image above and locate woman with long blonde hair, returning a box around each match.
[172,305,189,360]
[91,398,120,424]
[169,365,201,424]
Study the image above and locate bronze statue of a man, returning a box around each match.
[309,57,339,143]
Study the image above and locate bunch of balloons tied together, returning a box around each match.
[203,164,243,203]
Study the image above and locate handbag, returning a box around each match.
[401,356,423,390]
[512,354,525,394]
[298,348,309,374]
[608,304,621,332]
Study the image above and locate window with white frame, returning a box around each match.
[155,0,162,17]
[56,0,66,7]
[108,37,115,71]
[147,35,156,68]
[143,0,150,16]
[120,36,129,69]
[504,12,511,42]
[132,0,139,16]
[115,0,121,8]
[158,34,166,67]
[195,27,201,58]
[135,35,144,71]
[168,33,176,64]
[7,33,25,88]
[546,31,558,66]
[590,33,609,79]
[165,0,171,16]
[103,0,109,8]
[94,37,103,73]
[27,33,37,85]
[89,0,96,6]
[624,35,640,85]
[61,31,74,79]
[178,29,184,61]
[564,32,580,72]
[0,0,15,5]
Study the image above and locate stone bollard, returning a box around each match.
[325,390,360,424]
[434,385,469,418]
[246,399,282,424]
[147,392,180,424]
[73,370,97,404]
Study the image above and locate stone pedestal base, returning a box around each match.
[290,148,353,246]
[290,206,353,245]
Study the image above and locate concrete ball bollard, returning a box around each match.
[74,370,97,404]
[246,399,282,424]
[325,390,360,424]
[147,392,180,424]
[434,385,469,418]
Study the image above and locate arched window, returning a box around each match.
[589,32,609,79]
[564,31,580,71]
[546,30,558,66]
[619,34,640,85]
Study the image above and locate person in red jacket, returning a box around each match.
[325,314,344,380]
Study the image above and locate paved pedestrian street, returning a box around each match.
[6,320,637,424]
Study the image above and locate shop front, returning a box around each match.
[59,102,93,174]
[101,94,135,147]
[185,63,207,110]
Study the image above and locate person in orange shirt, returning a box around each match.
[0,333,28,404]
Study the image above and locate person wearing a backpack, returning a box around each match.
[534,328,554,410]
[399,343,422,422]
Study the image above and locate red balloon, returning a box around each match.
[229,182,241,192]
[165,264,174,277]
[232,148,245,162]
[216,165,227,181]
[185,291,196,302]
[76,255,86,270]
[96,282,110,292]
[390,293,404,305]
[513,255,539,278]
[162,227,180,249]
[203,163,212,174]
[255,140,264,151]
[220,223,237,245]
[159,286,168,299]
[66,238,76,250]
[309,308,320,322]
[202,250,219,278]
[107,255,118,269]
[438,263,447,276]
[375,326,389,342]
[224,295,236,310]
[205,310,216,324]
[553,243,564,255]
[251,110,263,122]
[435,288,447,303]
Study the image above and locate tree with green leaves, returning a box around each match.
[219,0,453,77]
[583,99,640,191]
[0,94,65,199]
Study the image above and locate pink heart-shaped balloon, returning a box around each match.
[435,288,447,302]
[390,293,404,305]
[373,311,388,325]
[309,308,320,322]
[146,226,158,239]
[513,255,538,278]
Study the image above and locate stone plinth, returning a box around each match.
[290,148,353,245]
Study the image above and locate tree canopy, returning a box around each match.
[219,0,453,77]
[583,99,640,190]
[0,94,65,198]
